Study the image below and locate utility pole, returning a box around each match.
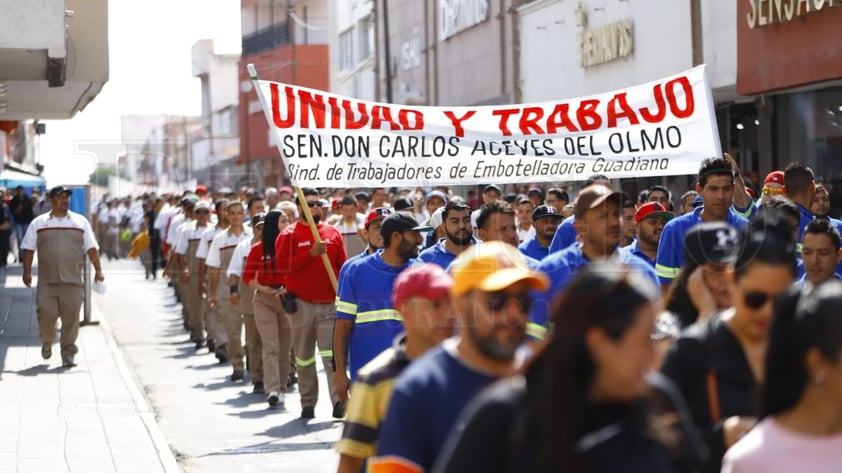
[382,0,393,103]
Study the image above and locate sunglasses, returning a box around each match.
[743,290,775,309]
[762,186,785,196]
[485,291,532,313]
[306,200,322,208]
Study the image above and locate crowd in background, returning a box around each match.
[6,156,842,472]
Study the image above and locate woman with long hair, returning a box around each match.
[242,210,292,408]
[660,211,797,473]
[432,265,704,473]
[722,281,842,472]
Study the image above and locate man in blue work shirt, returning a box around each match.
[624,201,674,268]
[548,174,611,253]
[655,157,749,287]
[418,200,479,269]
[784,161,819,253]
[529,185,658,343]
[519,204,563,261]
[332,211,431,404]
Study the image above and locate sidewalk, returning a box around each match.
[0,264,180,473]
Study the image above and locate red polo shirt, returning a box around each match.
[274,221,346,303]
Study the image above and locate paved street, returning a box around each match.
[1,258,343,473]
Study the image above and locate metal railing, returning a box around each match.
[242,22,290,57]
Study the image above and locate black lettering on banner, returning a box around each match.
[331,135,370,157]
[469,139,560,157]
[591,156,670,173]
[377,135,460,158]
[283,134,324,157]
[287,163,322,181]
[347,161,443,183]
[607,126,683,154]
[471,158,586,179]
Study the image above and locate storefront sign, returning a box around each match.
[439,0,489,41]
[251,66,720,187]
[747,0,838,28]
[737,0,842,94]
[578,20,634,68]
[401,27,422,71]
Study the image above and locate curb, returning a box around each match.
[91,298,183,473]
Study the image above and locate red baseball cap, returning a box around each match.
[195,184,208,195]
[634,201,675,224]
[365,207,393,228]
[279,185,293,195]
[392,263,453,308]
[764,171,784,186]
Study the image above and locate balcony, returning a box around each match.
[242,22,290,57]
[0,0,108,119]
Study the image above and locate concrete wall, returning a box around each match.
[329,0,376,100]
[519,0,693,102]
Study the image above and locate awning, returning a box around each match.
[0,169,46,189]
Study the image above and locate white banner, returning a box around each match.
[252,65,720,188]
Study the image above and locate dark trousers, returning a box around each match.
[0,230,9,267]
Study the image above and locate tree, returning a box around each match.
[89,165,117,187]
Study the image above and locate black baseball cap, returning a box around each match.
[251,213,266,227]
[355,191,370,202]
[484,184,502,195]
[683,222,740,267]
[393,197,413,211]
[48,186,72,198]
[532,204,563,221]
[380,211,433,238]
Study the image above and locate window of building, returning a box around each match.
[359,16,374,62]
[339,28,355,71]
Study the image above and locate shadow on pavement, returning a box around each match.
[263,419,339,439]
[202,439,336,456]
[1,363,51,376]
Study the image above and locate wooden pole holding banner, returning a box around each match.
[247,64,338,292]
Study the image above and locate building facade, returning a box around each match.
[736,1,842,209]
[377,0,523,106]
[329,0,376,101]
[191,40,241,190]
[238,0,330,189]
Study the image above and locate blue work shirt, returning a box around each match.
[418,236,481,269]
[548,215,577,254]
[655,206,748,285]
[527,243,659,342]
[518,235,551,261]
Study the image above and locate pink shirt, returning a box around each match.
[722,417,842,473]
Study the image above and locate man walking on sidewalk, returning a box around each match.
[21,186,105,368]
[275,188,347,419]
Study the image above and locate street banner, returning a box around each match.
[251,65,720,187]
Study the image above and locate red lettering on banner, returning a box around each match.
[370,106,403,130]
[576,100,603,131]
[518,107,545,135]
[638,84,667,123]
[399,109,424,130]
[546,104,580,133]
[493,108,521,136]
[342,100,369,129]
[444,111,476,138]
[606,93,641,128]
[665,76,695,119]
[298,90,326,128]
[270,83,296,128]
[328,97,341,128]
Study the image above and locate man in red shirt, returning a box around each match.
[275,188,348,419]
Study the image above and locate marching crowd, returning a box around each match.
[10,153,842,472]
